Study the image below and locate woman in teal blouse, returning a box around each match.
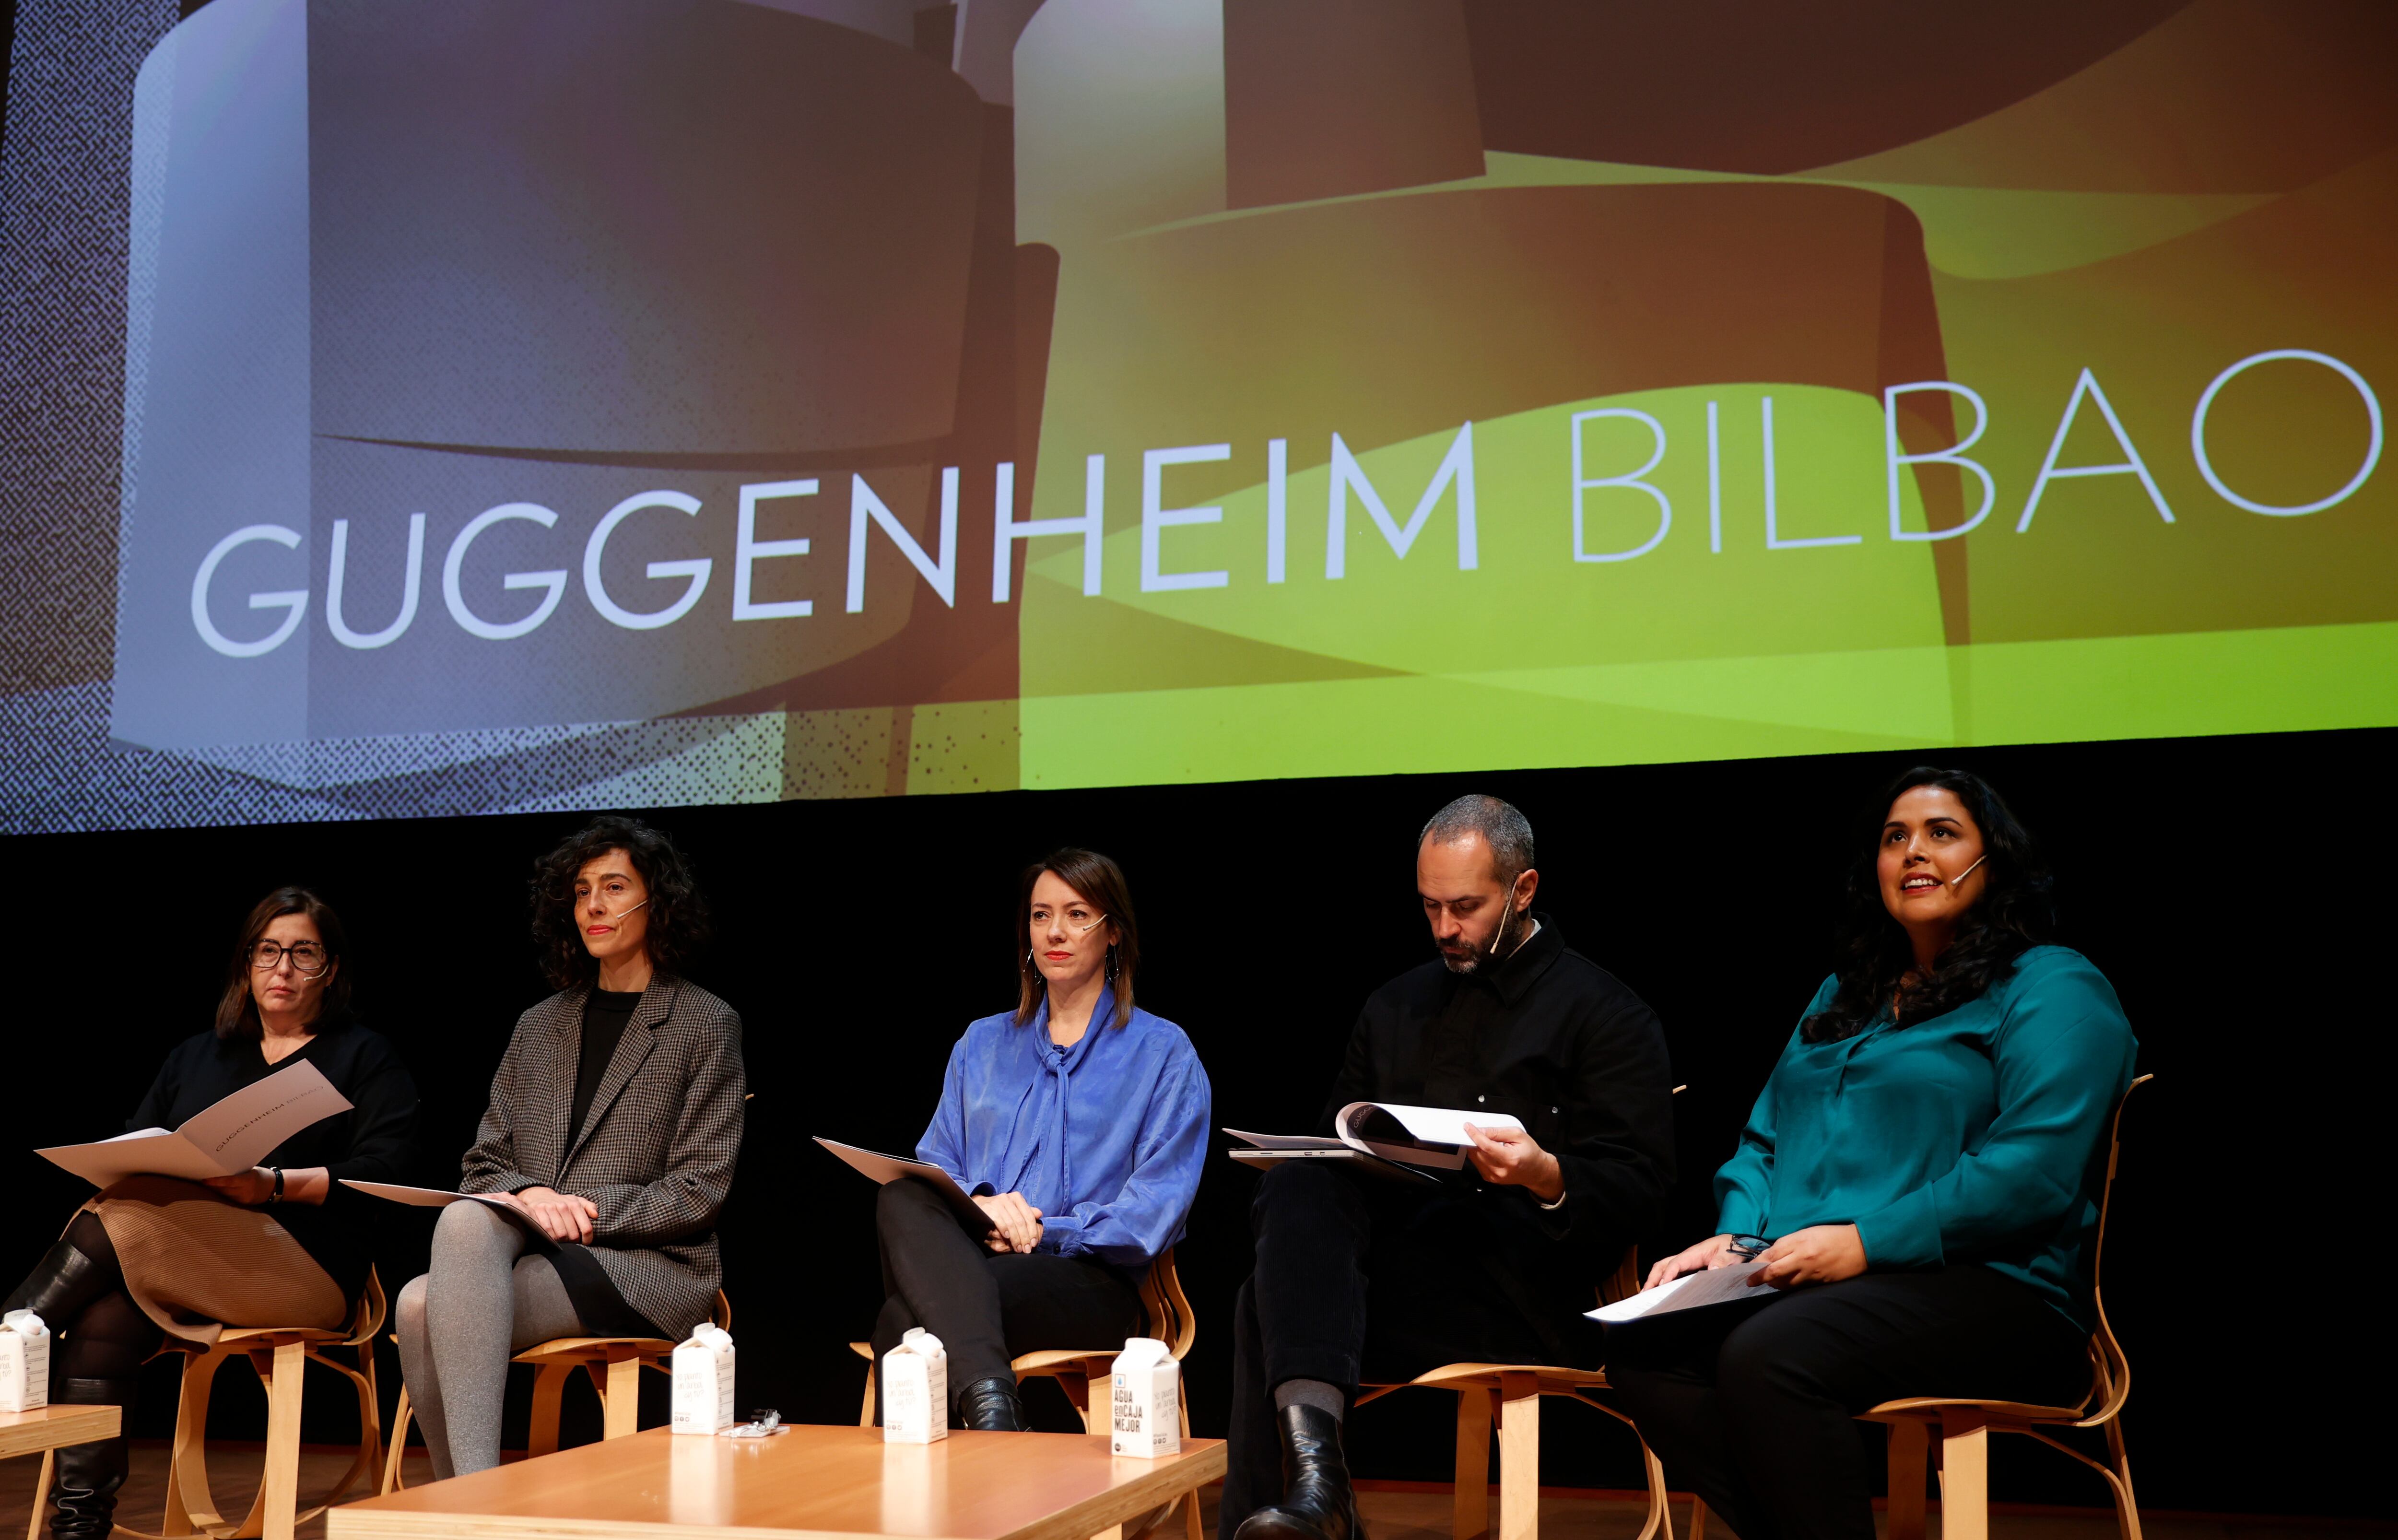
[1609,767,2137,1540]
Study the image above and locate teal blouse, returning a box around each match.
[1714,946,2137,1329]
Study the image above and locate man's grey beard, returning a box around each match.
[1438,905,1519,974]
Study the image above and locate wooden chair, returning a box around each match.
[850,1249,1201,1540]
[1353,1248,1674,1540]
[28,1268,389,1540]
[380,1289,731,1493]
[1687,1073,2154,1540]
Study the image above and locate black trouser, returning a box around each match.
[1223,1160,1604,1536]
[2,1211,163,1536]
[1605,1265,2091,1540]
[868,1177,1141,1418]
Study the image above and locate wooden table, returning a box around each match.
[4,1405,123,1540]
[329,1424,1225,1540]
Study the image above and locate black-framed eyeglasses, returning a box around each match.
[249,940,331,978]
[1728,1234,1771,1260]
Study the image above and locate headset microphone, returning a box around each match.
[1947,854,1988,888]
[597,898,651,920]
[1487,876,1523,958]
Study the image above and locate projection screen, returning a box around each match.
[1,0,2391,831]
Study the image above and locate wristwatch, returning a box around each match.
[269,1167,285,1204]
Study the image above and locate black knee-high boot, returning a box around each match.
[1,1216,119,1325]
[47,1375,134,1540]
[47,1293,157,1540]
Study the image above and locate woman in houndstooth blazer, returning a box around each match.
[394,815,745,1480]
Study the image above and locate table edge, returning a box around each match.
[328,1442,1226,1540]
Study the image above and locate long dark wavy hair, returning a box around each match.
[529,815,710,990]
[1014,848,1140,1031]
[1800,767,2056,1044]
[215,887,352,1040]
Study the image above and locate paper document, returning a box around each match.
[813,1138,990,1227]
[339,1182,554,1242]
[1587,1259,1777,1324]
[1223,1102,1527,1176]
[1336,1102,1525,1169]
[37,1060,353,1188]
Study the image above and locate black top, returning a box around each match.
[1322,917,1677,1282]
[570,989,643,1146]
[129,1017,422,1301]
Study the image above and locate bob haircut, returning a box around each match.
[529,815,710,990]
[1014,848,1140,1031]
[1801,765,2056,1044]
[215,886,353,1040]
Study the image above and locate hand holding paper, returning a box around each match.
[35,1060,352,1189]
[1459,1121,1564,1201]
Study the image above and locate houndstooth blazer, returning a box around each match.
[459,974,745,1340]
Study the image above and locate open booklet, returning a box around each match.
[1586,1258,1778,1324]
[36,1059,353,1188]
[812,1137,992,1228]
[1224,1102,1528,1184]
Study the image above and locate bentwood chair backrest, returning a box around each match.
[2079,1071,2151,1423]
[1137,1248,1196,1359]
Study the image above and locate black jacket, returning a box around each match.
[1319,917,1676,1286]
[130,1016,422,1299]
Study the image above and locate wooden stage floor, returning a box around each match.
[1,1440,2380,1540]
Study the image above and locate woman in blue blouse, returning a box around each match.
[870,847,1211,1431]
[1609,767,2137,1540]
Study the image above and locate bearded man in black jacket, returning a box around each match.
[1224,795,1677,1540]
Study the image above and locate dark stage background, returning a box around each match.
[2,728,2382,1517]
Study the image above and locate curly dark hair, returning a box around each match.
[529,815,710,990]
[1800,766,2056,1044]
[215,886,353,1040]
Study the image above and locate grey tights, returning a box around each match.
[394,1200,587,1480]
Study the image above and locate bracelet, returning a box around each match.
[269,1167,284,1204]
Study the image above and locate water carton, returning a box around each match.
[0,1310,48,1413]
[882,1327,948,1443]
[1109,1336,1180,1458]
[670,1321,736,1434]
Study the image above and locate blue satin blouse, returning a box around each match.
[916,988,1211,1270]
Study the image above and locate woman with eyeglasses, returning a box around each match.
[393,815,743,1481]
[868,848,1211,1431]
[1604,768,2139,1540]
[4,887,420,1540]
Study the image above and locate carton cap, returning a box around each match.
[1,1311,46,1340]
[1111,1336,1172,1372]
[893,1327,946,1361]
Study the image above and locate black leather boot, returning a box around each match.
[954,1375,1029,1431]
[1233,1404,1362,1540]
[2,1234,113,1325]
[46,1378,131,1540]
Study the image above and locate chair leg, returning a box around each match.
[1496,1372,1539,1540]
[2104,1418,2145,1540]
[1452,1388,1493,1540]
[603,1356,642,1440]
[260,1340,306,1540]
[27,1448,53,1540]
[1885,1421,1929,1540]
[1936,1411,1990,1540]
[1631,1436,1674,1540]
[859,1360,877,1428]
[527,1364,571,1458]
[164,1348,229,1537]
[1056,1370,1099,1435]
[382,1386,415,1495]
[1687,1500,1705,1540]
